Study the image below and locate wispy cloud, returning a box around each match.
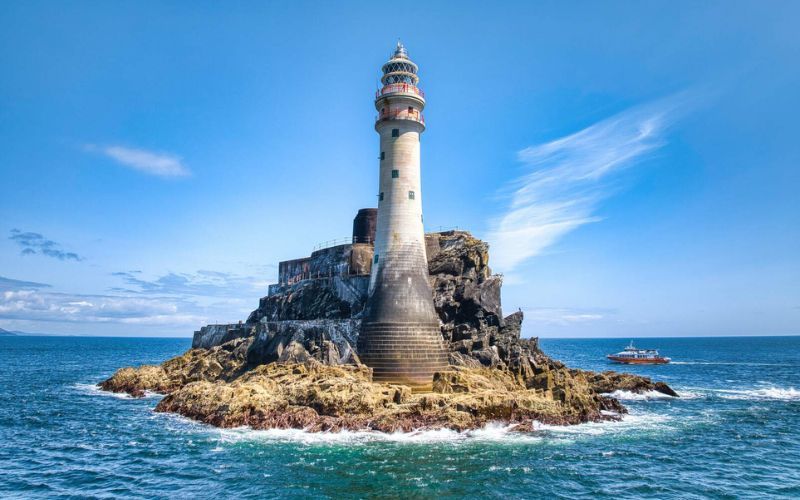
[0,269,261,328]
[523,307,610,326]
[0,275,51,292]
[9,229,83,261]
[0,265,270,331]
[85,144,189,177]
[488,95,689,273]
[111,270,263,297]
[0,288,205,326]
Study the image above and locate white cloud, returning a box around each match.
[523,307,607,326]
[0,266,270,331]
[487,95,688,273]
[0,289,206,326]
[111,270,264,297]
[87,144,190,177]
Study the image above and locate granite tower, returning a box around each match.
[357,42,448,389]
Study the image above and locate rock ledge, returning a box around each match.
[100,231,677,432]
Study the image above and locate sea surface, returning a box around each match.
[1,335,798,499]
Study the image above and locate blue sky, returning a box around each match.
[1,1,798,338]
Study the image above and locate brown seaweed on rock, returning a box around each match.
[105,358,625,432]
[100,230,676,432]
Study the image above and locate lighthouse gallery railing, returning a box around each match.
[375,83,425,99]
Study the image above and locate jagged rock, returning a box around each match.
[245,319,359,366]
[577,370,680,397]
[150,361,614,432]
[234,231,504,349]
[192,323,254,349]
[429,232,503,339]
[447,351,484,369]
[102,229,676,432]
[278,341,313,363]
[101,335,644,432]
[101,337,253,397]
[99,365,170,398]
[248,280,355,323]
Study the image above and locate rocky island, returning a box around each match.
[102,45,676,432]
[101,229,677,433]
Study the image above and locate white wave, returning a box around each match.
[467,423,544,443]
[213,422,544,445]
[209,414,670,445]
[534,412,671,437]
[71,382,160,399]
[158,409,672,446]
[672,390,705,400]
[606,390,677,401]
[714,387,800,401]
[604,387,708,400]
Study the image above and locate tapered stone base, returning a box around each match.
[357,322,448,390]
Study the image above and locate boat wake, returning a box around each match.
[670,361,792,367]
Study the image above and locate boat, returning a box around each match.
[606,341,671,364]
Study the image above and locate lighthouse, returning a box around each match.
[357,42,448,389]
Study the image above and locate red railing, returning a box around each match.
[375,109,425,125]
[376,83,425,99]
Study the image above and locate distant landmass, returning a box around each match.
[0,328,51,336]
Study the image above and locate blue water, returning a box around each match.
[1,336,799,498]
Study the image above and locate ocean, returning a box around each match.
[0,335,798,498]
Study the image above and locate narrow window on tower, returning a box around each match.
[391,169,399,179]
[380,152,385,160]
[408,106,414,114]
[373,254,379,264]
[391,128,399,137]
[408,190,415,200]
[379,192,384,201]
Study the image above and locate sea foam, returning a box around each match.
[72,382,161,399]
[212,422,543,446]
[534,412,671,437]
[606,388,706,400]
[715,386,800,401]
[606,390,678,401]
[204,412,672,446]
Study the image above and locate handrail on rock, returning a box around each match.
[313,236,374,252]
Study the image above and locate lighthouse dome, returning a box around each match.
[393,41,408,58]
[381,41,419,86]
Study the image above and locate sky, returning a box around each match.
[1,1,798,338]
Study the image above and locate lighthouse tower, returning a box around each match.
[357,42,448,389]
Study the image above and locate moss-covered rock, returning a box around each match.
[100,341,654,432]
[576,370,680,397]
[99,230,676,432]
[150,361,613,432]
[100,337,252,396]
